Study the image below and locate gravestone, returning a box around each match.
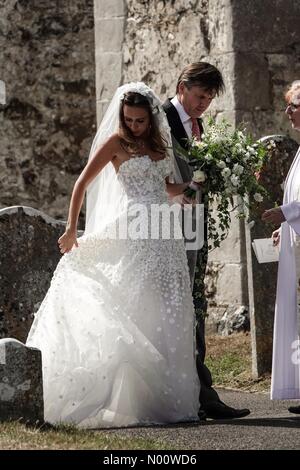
[0,338,43,423]
[0,206,65,342]
[246,135,299,377]
[0,206,84,423]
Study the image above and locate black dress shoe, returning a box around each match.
[288,405,300,414]
[203,401,250,420]
[198,409,207,421]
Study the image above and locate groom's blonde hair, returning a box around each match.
[176,62,225,95]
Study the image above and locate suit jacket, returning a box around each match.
[163,98,204,183]
[163,98,207,286]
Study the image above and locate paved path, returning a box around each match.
[106,389,300,450]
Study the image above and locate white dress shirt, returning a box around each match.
[170,95,193,138]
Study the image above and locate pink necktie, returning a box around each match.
[191,118,201,140]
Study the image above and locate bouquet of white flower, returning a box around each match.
[182,117,267,250]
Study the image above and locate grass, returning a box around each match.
[206,332,271,392]
[0,422,171,450]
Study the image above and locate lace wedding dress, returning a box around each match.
[26,154,200,428]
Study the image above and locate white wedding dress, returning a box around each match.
[26,154,200,428]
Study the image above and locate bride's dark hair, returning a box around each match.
[119,91,167,155]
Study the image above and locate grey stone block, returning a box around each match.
[0,206,66,342]
[234,53,271,110]
[95,18,125,53]
[95,52,123,102]
[231,0,300,53]
[94,0,125,20]
[218,306,250,336]
[0,338,43,423]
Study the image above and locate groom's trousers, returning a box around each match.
[186,206,221,406]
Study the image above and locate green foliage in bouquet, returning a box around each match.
[185,117,268,250]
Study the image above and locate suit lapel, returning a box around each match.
[163,99,189,150]
[197,117,204,136]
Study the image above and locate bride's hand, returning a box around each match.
[58,230,79,254]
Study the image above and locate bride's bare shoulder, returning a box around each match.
[105,133,122,148]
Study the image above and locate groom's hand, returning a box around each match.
[261,207,285,225]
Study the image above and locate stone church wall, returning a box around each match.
[0,0,96,225]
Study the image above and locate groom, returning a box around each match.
[163,62,250,420]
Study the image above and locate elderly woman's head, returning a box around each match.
[285,81,300,131]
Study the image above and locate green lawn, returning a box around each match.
[0,422,171,450]
[206,333,271,392]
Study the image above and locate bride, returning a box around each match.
[26,82,200,428]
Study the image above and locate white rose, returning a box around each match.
[221,168,231,178]
[247,146,256,155]
[224,187,232,196]
[237,131,246,140]
[233,163,244,175]
[211,135,223,144]
[217,160,226,169]
[230,174,239,186]
[193,170,206,183]
[196,141,207,150]
[254,192,263,202]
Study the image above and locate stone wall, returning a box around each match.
[123,0,212,95]
[0,0,96,227]
[230,0,300,141]
[94,0,126,123]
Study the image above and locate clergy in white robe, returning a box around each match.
[262,81,300,404]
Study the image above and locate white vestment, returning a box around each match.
[271,146,300,399]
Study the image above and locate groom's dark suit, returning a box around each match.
[163,98,215,401]
[163,98,250,420]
